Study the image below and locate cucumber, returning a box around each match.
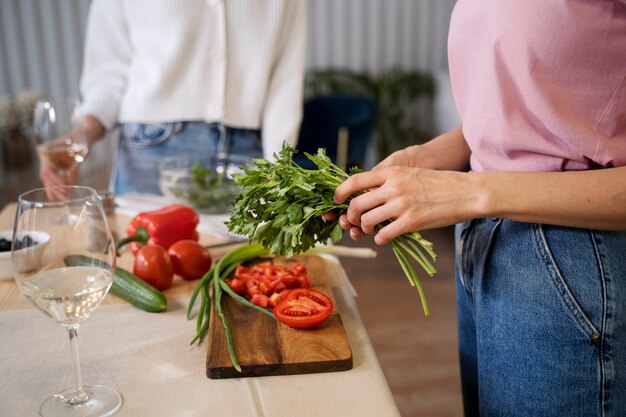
[64,255,167,312]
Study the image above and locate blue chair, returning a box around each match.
[293,94,376,170]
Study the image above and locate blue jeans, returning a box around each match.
[456,218,626,417]
[111,122,262,194]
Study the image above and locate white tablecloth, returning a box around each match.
[0,260,399,417]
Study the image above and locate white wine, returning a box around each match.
[22,266,112,325]
[37,143,88,172]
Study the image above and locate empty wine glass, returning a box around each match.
[33,98,88,180]
[12,186,122,417]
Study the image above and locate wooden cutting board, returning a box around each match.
[206,255,353,379]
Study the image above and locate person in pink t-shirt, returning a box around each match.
[332,1,626,416]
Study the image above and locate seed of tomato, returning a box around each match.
[273,288,333,329]
[133,245,174,291]
[167,240,213,280]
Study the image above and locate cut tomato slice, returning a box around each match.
[273,288,333,329]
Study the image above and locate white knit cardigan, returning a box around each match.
[80,0,306,158]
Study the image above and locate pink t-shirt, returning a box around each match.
[448,0,626,172]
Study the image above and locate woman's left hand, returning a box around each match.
[334,166,475,245]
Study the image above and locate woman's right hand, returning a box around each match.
[39,161,80,199]
[38,114,105,198]
[39,161,78,188]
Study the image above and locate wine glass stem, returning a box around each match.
[67,324,89,404]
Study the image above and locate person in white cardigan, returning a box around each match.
[39,0,306,194]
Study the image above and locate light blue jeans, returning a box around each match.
[456,218,626,417]
[111,122,262,194]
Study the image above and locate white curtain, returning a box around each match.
[0,0,457,97]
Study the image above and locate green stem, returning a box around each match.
[214,275,241,372]
[195,293,207,333]
[405,238,437,275]
[392,241,430,316]
[187,271,214,319]
[219,280,275,319]
[391,241,416,287]
[407,232,437,261]
[114,227,149,255]
[397,236,437,276]
[186,242,275,368]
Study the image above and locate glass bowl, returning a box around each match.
[158,154,252,214]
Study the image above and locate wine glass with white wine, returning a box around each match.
[12,186,122,417]
[33,98,88,181]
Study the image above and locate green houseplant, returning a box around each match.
[304,68,434,160]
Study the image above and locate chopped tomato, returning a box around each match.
[273,288,333,329]
[226,278,246,295]
[268,291,285,308]
[230,260,311,304]
[250,293,269,308]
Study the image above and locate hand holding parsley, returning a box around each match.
[226,143,437,315]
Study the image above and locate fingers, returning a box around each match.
[349,226,368,241]
[40,163,79,186]
[338,214,354,230]
[322,211,337,221]
[334,169,393,243]
[47,187,69,201]
[39,163,65,187]
[345,190,387,231]
[334,171,387,204]
[67,166,79,183]
[39,162,77,200]
[335,214,367,241]
[374,219,406,246]
[339,215,368,240]
[358,204,393,235]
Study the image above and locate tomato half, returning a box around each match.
[133,245,174,291]
[167,240,212,280]
[273,288,334,329]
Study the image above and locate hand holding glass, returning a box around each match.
[33,98,88,180]
[12,186,122,417]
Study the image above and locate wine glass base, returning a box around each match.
[40,385,122,417]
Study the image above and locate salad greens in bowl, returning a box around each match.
[158,155,252,214]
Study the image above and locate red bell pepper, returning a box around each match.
[115,204,199,255]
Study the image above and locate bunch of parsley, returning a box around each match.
[226,143,437,315]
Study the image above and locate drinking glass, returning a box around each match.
[33,98,88,180]
[12,186,122,417]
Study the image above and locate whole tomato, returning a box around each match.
[167,240,213,280]
[133,245,174,290]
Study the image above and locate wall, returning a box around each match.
[1,0,457,96]
[0,0,91,98]
[0,0,458,200]
[307,0,455,74]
